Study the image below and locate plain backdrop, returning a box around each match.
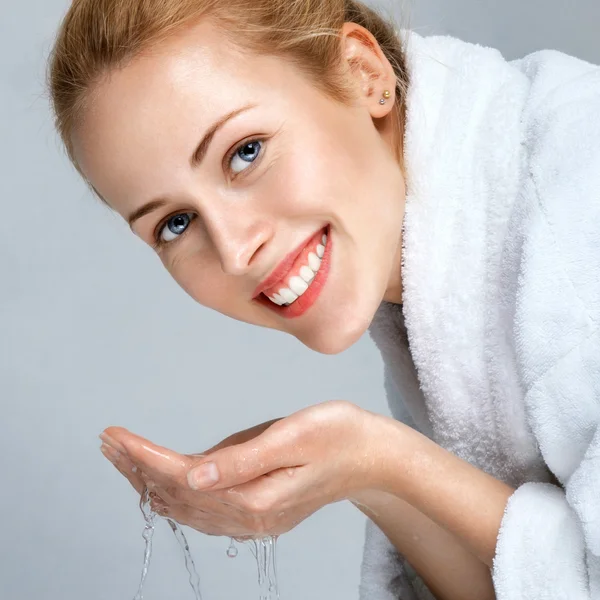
[1,1,598,599]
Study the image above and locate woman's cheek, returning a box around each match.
[163,249,209,304]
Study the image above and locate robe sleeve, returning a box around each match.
[492,329,600,599]
[494,51,600,599]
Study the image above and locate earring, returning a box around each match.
[379,90,392,105]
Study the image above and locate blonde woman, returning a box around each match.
[48,1,599,599]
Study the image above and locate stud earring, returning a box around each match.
[379,90,392,105]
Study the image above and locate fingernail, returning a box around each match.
[100,443,121,464]
[187,462,219,490]
[99,432,126,453]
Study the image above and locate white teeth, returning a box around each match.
[308,252,321,272]
[299,266,315,283]
[273,293,286,305]
[265,230,329,307]
[267,264,317,306]
[279,288,298,304]
[288,276,309,296]
[267,293,285,306]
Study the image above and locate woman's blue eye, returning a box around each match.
[230,141,262,174]
[159,212,194,244]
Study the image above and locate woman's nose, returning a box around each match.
[211,217,273,278]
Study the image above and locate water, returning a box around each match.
[133,487,280,599]
[133,488,158,600]
[246,537,280,600]
[226,538,239,558]
[165,519,203,599]
[133,487,203,600]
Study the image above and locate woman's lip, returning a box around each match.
[255,225,332,319]
[252,226,328,299]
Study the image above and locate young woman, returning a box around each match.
[48,1,599,599]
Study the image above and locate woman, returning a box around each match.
[48,1,600,599]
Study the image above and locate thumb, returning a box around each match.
[186,428,297,491]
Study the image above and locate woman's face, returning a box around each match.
[72,20,406,354]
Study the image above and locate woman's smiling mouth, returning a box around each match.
[254,225,331,319]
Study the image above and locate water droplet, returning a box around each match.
[226,539,238,558]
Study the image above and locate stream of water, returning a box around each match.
[132,486,280,599]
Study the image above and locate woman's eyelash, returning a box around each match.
[152,214,185,251]
[225,137,266,175]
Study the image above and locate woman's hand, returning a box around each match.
[99,400,382,538]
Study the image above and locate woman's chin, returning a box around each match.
[296,309,375,355]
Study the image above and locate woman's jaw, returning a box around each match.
[250,219,403,356]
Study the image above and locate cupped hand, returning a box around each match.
[99,400,380,538]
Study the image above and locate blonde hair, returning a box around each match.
[48,0,411,186]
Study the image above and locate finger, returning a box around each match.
[207,465,311,516]
[100,442,146,495]
[187,423,306,492]
[144,477,249,522]
[102,426,192,485]
[155,501,252,537]
[142,478,210,513]
[199,419,283,455]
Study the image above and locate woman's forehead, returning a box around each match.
[87,22,297,130]
[71,29,314,217]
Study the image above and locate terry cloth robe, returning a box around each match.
[359,30,600,600]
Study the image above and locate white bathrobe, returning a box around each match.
[360,31,600,600]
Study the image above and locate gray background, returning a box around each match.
[1,1,598,599]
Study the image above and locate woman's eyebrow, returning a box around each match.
[128,199,168,230]
[128,102,258,229]
[190,102,258,168]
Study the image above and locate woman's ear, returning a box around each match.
[340,22,396,118]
